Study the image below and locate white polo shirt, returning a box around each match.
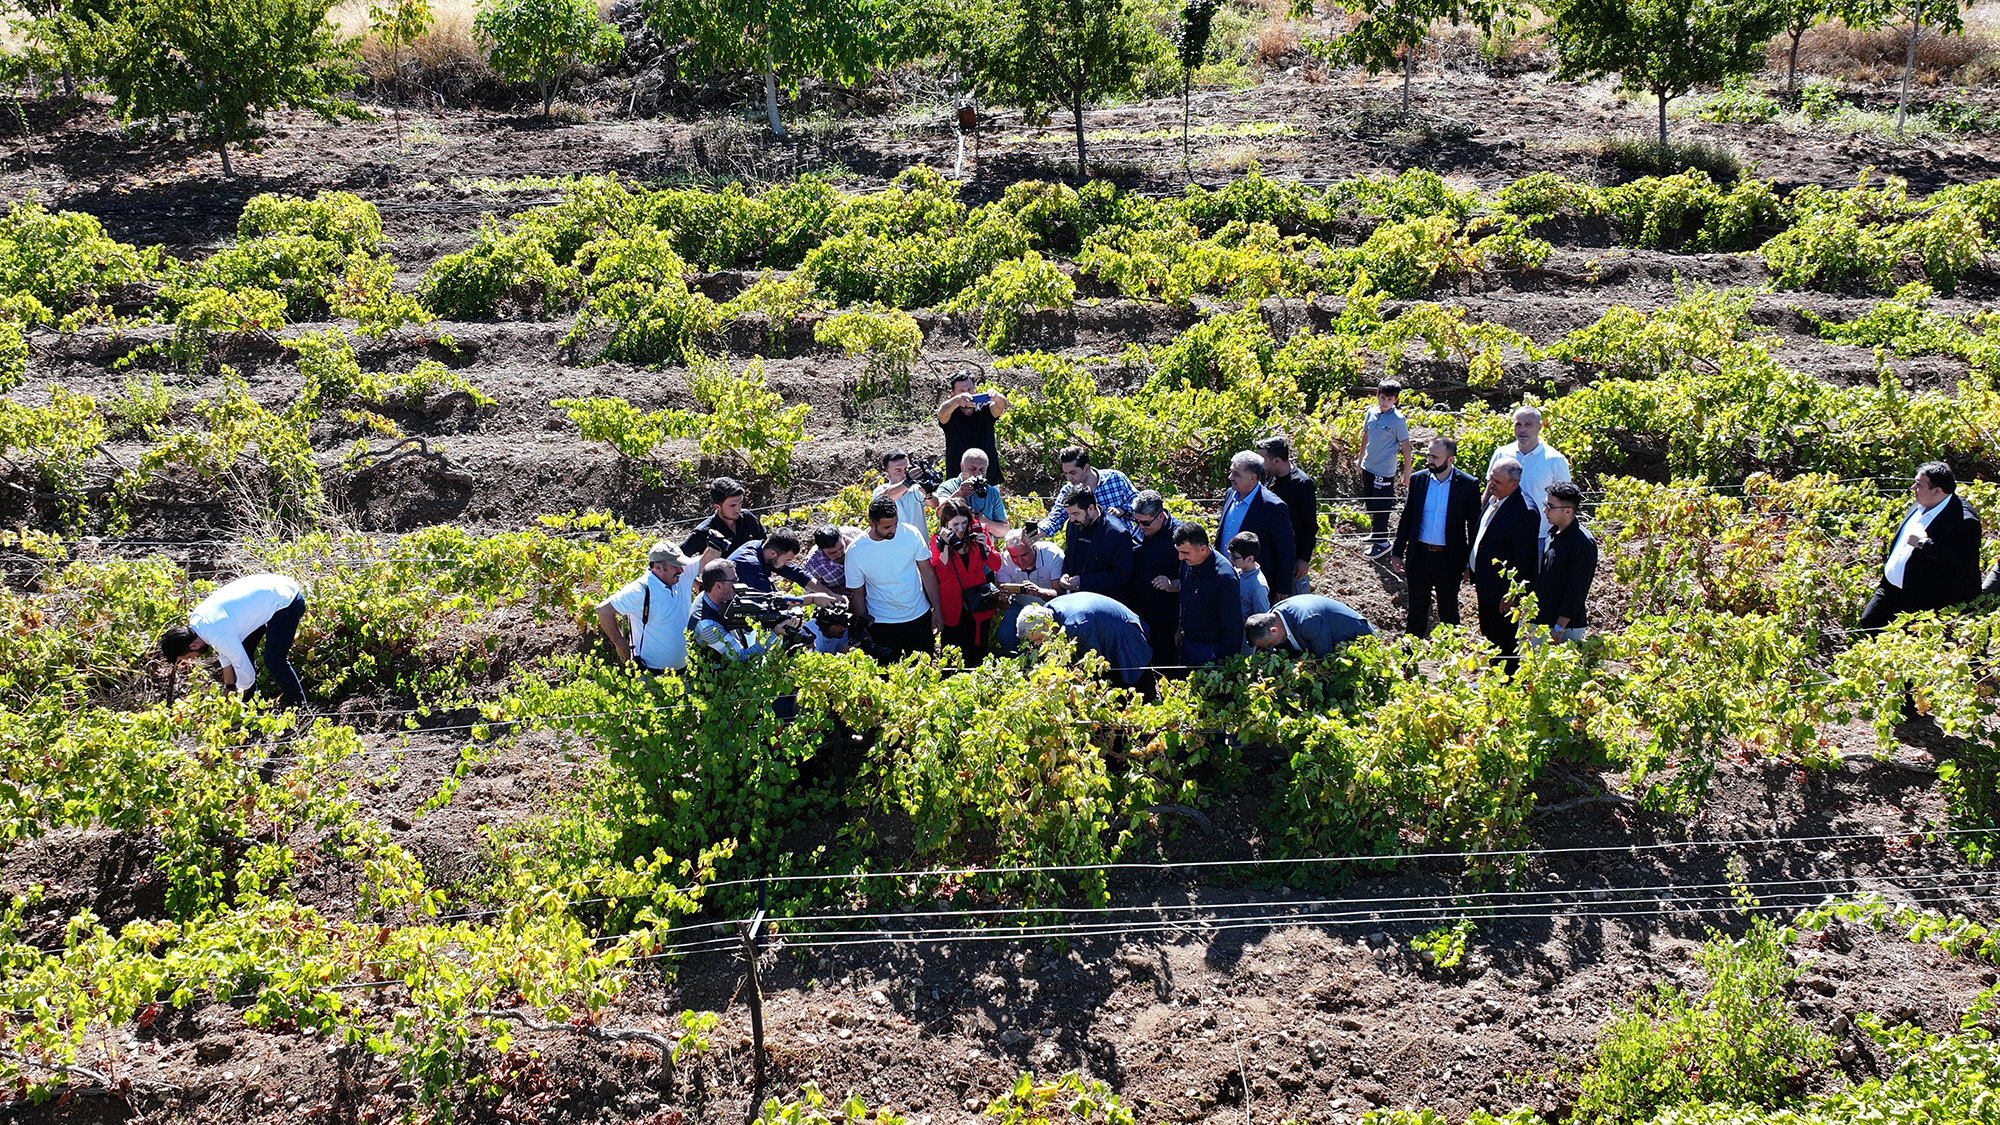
[189,574,302,692]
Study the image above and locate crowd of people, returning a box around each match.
[162,372,1986,704]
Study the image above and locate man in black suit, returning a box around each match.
[1215,450,1296,597]
[1862,461,1983,629]
[1391,436,1481,638]
[1468,456,1541,666]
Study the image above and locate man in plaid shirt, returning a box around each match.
[801,525,858,597]
[1037,445,1136,538]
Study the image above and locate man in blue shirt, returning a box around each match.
[1246,595,1375,657]
[1039,446,1137,537]
[1216,450,1295,597]
[1017,594,1152,685]
[938,448,1009,537]
[727,530,813,594]
[1053,489,1136,600]
[1390,436,1481,638]
[1174,524,1242,666]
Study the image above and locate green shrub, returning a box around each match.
[941,250,1075,352]
[1761,210,1898,291]
[1798,79,1842,123]
[1697,79,1781,123]
[0,320,24,393]
[814,307,923,393]
[423,177,641,318]
[564,227,719,366]
[1896,200,1989,294]
[1576,916,1831,1124]
[1558,284,1764,379]
[237,190,383,256]
[800,210,1030,309]
[0,199,168,328]
[1347,215,1474,298]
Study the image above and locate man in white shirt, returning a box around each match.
[1486,405,1572,553]
[597,540,718,673]
[159,573,308,705]
[1860,460,1984,629]
[846,495,944,662]
[872,450,933,540]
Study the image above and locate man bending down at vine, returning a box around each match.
[1017,594,1151,686]
[159,573,308,706]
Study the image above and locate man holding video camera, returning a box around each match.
[939,448,1009,537]
[689,559,801,663]
[938,370,1010,484]
[679,478,765,559]
[873,450,935,540]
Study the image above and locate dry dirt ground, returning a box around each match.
[2,59,1999,1125]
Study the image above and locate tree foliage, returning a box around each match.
[643,0,895,136]
[953,0,1154,175]
[473,0,622,118]
[1303,0,1511,112]
[94,0,367,176]
[1546,0,1785,151]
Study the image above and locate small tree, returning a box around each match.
[473,0,622,118]
[368,0,434,101]
[1304,0,1510,112]
[1835,0,1962,136]
[1547,0,1786,153]
[1775,0,1828,93]
[96,0,367,176]
[955,0,1153,175]
[1176,0,1218,163]
[645,0,894,137]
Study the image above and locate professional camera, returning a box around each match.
[723,591,804,632]
[963,474,989,499]
[908,454,945,496]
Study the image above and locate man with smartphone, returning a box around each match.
[937,370,1010,485]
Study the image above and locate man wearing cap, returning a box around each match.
[937,370,1011,484]
[597,540,720,673]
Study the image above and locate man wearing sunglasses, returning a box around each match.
[1125,490,1183,669]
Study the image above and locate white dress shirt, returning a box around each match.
[189,574,303,693]
[1489,440,1572,538]
[1884,496,1951,588]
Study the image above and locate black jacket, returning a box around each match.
[1063,512,1137,599]
[680,510,766,560]
[1393,467,1481,570]
[1266,468,1320,566]
[1215,485,1296,599]
[1533,521,1598,627]
[1889,494,1983,611]
[1178,549,1243,652]
[1127,517,1182,620]
[1470,491,1540,591]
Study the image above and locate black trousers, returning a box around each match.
[941,616,991,667]
[1140,614,1180,670]
[1474,578,1518,666]
[1859,580,1906,631]
[868,616,936,663]
[1404,548,1461,638]
[1359,470,1397,542]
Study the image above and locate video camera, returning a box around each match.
[723,591,807,631]
[908,454,945,496]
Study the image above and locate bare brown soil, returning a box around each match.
[3,60,1999,1125]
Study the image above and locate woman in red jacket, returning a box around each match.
[931,498,1004,666]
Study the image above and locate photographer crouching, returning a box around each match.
[688,559,802,663]
[931,498,1005,666]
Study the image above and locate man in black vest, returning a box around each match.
[1863,461,1984,629]
[1468,456,1541,666]
[1391,436,1481,638]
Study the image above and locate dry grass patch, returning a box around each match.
[1776,16,2000,85]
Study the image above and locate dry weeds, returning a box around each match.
[1775,15,2000,85]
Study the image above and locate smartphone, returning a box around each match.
[972,392,992,406]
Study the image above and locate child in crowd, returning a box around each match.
[1228,532,1269,653]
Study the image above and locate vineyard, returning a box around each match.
[2,34,2000,1125]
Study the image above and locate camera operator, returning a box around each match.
[688,559,800,663]
[1125,490,1182,669]
[939,449,1009,538]
[1052,488,1135,600]
[596,540,720,673]
[872,450,934,540]
[726,529,843,608]
[1038,446,1136,537]
[846,495,944,662]
[930,498,1005,666]
[995,528,1064,651]
[938,370,1010,484]
[1174,524,1242,668]
[1016,595,1151,686]
[679,477,765,559]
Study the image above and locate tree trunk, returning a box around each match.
[219,138,232,177]
[1073,88,1087,174]
[1182,73,1191,167]
[1895,12,1922,137]
[763,57,786,136]
[1657,87,1669,154]
[541,76,552,117]
[1787,30,1804,94]
[1402,47,1413,113]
